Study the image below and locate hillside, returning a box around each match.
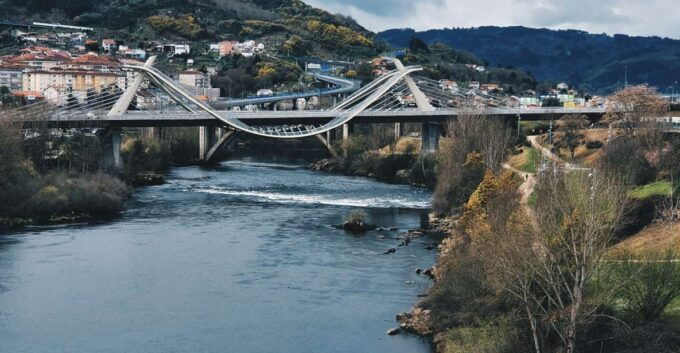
[0,0,383,59]
[378,27,680,93]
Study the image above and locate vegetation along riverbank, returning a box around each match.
[0,121,205,227]
[390,85,680,353]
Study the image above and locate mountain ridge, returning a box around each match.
[377,26,680,93]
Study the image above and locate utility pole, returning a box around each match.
[624,65,628,89]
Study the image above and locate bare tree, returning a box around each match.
[604,85,668,153]
[529,167,628,352]
[446,109,514,173]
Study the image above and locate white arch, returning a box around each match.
[121,63,424,139]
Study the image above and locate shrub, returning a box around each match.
[344,209,367,224]
[604,250,680,323]
[440,317,522,353]
[372,153,414,180]
[599,137,656,185]
[409,154,437,188]
[28,172,131,219]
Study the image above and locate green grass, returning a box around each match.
[519,148,540,174]
[527,190,538,206]
[628,181,673,200]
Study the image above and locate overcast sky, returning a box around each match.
[305,0,680,39]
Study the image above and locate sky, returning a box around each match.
[305,0,680,39]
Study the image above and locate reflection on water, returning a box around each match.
[0,158,435,353]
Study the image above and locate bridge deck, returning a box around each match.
[14,107,606,128]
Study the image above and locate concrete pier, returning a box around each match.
[199,125,216,161]
[421,122,442,154]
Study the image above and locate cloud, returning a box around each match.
[306,0,680,39]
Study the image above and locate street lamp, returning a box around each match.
[674,82,679,102]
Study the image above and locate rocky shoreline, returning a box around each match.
[387,215,459,352]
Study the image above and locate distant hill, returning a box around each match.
[0,0,383,59]
[377,27,680,94]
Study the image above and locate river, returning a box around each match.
[0,157,436,353]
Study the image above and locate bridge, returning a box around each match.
[1,55,606,167]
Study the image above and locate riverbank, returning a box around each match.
[310,153,436,188]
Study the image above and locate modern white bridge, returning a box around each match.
[1,56,606,167]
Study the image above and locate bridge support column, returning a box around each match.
[111,126,123,169]
[199,125,216,161]
[421,122,442,154]
[342,123,354,141]
[144,127,162,141]
[394,122,403,141]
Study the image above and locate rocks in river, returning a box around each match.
[414,268,422,274]
[396,312,412,322]
[386,327,401,336]
[310,158,341,172]
[383,248,396,254]
[335,220,377,233]
[425,244,434,251]
[422,267,435,280]
[389,226,399,231]
[132,172,165,186]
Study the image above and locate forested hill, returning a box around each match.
[0,0,383,59]
[378,27,680,93]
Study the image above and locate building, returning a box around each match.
[102,39,116,52]
[178,69,220,101]
[481,83,502,93]
[556,82,569,90]
[43,86,88,106]
[439,79,458,92]
[217,40,265,57]
[68,52,120,71]
[157,44,191,56]
[22,68,121,94]
[0,66,24,91]
[218,41,238,57]
[4,47,72,70]
[11,90,44,103]
[468,81,481,90]
[179,69,210,88]
[118,47,146,60]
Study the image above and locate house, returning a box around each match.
[11,90,44,102]
[157,44,191,56]
[0,66,25,92]
[117,46,146,60]
[468,81,481,90]
[465,64,486,72]
[43,86,88,106]
[102,39,116,52]
[218,41,238,57]
[209,43,220,52]
[556,82,569,90]
[439,79,458,91]
[5,47,72,70]
[481,83,502,93]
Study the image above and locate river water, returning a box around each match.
[0,158,436,353]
